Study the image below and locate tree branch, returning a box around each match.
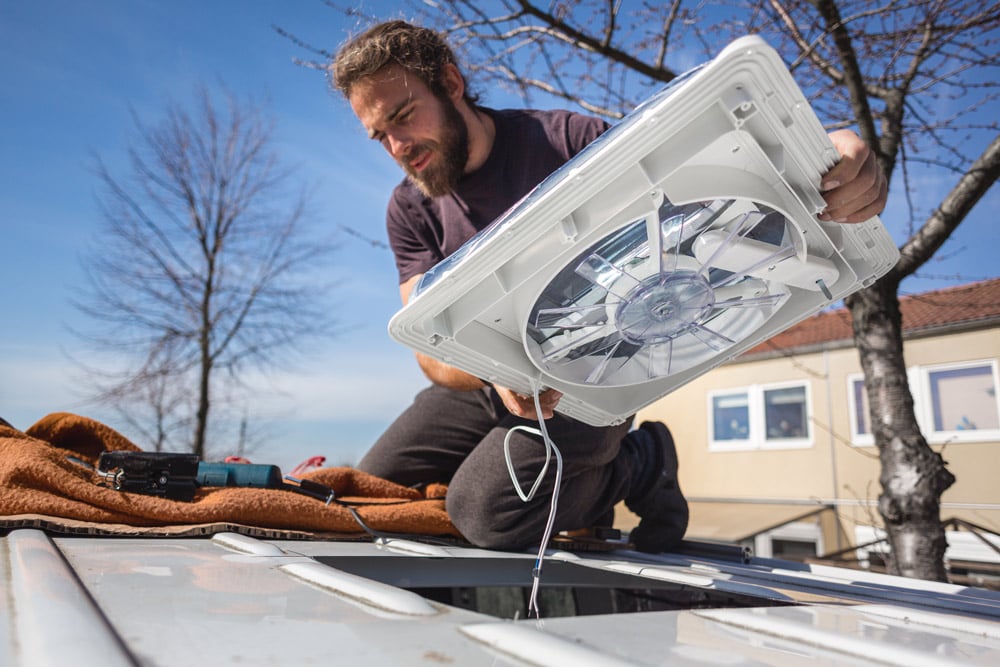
[513,0,678,82]
[810,0,880,152]
[893,133,1000,279]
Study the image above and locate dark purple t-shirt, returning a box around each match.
[386,107,609,284]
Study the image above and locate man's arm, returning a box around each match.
[400,274,562,419]
[400,274,485,391]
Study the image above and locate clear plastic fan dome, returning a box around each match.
[527,198,797,387]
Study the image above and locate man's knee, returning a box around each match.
[446,478,536,550]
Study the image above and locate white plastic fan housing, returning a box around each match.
[388,35,898,426]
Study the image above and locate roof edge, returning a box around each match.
[733,315,1000,364]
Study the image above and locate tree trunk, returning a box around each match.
[193,361,210,460]
[194,286,212,459]
[846,280,955,581]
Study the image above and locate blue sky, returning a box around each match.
[1,1,998,472]
[0,0,429,470]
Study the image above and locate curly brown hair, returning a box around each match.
[330,20,477,105]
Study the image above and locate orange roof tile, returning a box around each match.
[742,277,1000,357]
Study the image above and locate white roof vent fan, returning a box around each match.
[389,35,898,426]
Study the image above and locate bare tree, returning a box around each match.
[75,86,336,459]
[296,0,1000,581]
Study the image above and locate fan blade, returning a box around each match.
[713,292,787,310]
[660,213,688,276]
[659,200,733,257]
[585,339,625,384]
[647,339,674,378]
[689,323,736,351]
[711,283,759,302]
[710,242,797,289]
[697,210,766,279]
[576,254,640,299]
[534,303,612,329]
[646,210,663,274]
[540,324,617,363]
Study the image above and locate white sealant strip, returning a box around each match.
[280,561,439,617]
[211,531,289,557]
[460,622,652,667]
[376,537,452,557]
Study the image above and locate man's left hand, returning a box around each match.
[819,129,888,223]
[494,385,563,421]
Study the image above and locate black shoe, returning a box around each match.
[624,421,689,553]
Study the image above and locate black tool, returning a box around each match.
[96,451,326,503]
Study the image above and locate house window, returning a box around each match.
[764,386,808,439]
[928,365,999,432]
[711,392,749,441]
[754,520,823,560]
[919,360,1000,443]
[849,360,1000,446]
[847,375,874,446]
[709,382,812,450]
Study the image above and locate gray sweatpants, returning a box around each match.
[357,384,636,549]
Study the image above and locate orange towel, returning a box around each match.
[0,413,458,539]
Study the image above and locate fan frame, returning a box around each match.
[387,35,898,426]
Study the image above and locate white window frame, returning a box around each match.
[754,520,824,559]
[913,358,1000,444]
[847,360,999,447]
[708,380,813,451]
[846,373,874,447]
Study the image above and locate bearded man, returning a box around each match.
[331,20,887,551]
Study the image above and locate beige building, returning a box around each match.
[626,278,1000,581]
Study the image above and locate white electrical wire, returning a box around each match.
[502,382,563,618]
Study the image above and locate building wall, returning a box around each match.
[635,326,1000,551]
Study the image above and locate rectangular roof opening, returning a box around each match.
[316,555,791,619]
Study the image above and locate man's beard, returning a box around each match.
[402,96,470,198]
